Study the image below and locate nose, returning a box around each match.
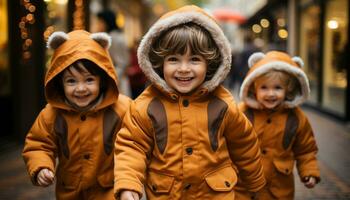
[267,89,275,96]
[177,61,190,73]
[76,83,87,92]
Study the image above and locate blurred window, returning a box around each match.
[43,0,68,68]
[0,0,9,96]
[298,3,321,104]
[322,0,348,115]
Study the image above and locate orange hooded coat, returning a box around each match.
[235,51,320,199]
[22,30,131,199]
[114,5,265,200]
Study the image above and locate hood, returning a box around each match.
[239,51,310,109]
[137,5,231,97]
[45,30,119,111]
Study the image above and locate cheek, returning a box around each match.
[63,86,73,96]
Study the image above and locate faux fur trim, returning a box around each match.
[90,32,111,49]
[239,61,310,109]
[292,56,304,69]
[248,52,265,68]
[47,31,69,49]
[137,10,231,94]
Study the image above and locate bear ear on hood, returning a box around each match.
[292,56,304,69]
[248,52,265,68]
[90,32,111,49]
[47,31,69,50]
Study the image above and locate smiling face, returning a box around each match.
[62,64,101,109]
[255,75,287,110]
[163,49,207,95]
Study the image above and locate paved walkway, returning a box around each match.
[0,107,349,199]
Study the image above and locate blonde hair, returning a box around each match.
[149,23,221,80]
[253,70,300,100]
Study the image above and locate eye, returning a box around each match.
[86,76,96,83]
[64,78,76,84]
[260,85,267,89]
[275,85,283,90]
[166,56,178,62]
[191,57,201,62]
[191,55,205,62]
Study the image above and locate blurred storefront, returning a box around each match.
[242,0,349,121]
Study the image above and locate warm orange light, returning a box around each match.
[260,19,270,28]
[278,29,288,39]
[327,20,339,29]
[252,24,262,33]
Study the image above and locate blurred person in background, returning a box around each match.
[230,34,260,95]
[96,9,132,97]
[126,40,147,99]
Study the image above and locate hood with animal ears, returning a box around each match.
[239,51,310,109]
[137,5,232,97]
[45,30,119,110]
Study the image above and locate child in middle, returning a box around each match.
[114,5,266,200]
[235,51,320,199]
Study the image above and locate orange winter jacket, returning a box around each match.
[236,105,320,199]
[236,51,320,199]
[22,30,131,199]
[114,5,265,200]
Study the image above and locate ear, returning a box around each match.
[47,31,69,49]
[90,32,111,49]
[292,56,304,69]
[248,52,265,68]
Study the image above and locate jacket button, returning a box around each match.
[262,149,267,154]
[266,118,271,123]
[152,184,157,191]
[84,154,90,159]
[225,181,230,187]
[184,183,191,190]
[81,115,86,121]
[185,147,193,155]
[182,99,189,107]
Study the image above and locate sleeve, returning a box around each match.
[224,103,266,192]
[22,106,57,186]
[114,101,154,198]
[293,109,320,183]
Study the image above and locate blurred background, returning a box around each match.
[0,0,349,199]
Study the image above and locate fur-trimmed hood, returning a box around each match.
[137,5,231,97]
[45,30,119,111]
[239,51,310,109]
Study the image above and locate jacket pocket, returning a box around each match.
[273,158,294,175]
[205,165,237,192]
[58,172,80,189]
[269,158,295,198]
[97,171,114,188]
[146,171,175,194]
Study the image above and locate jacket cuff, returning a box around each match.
[299,169,321,183]
[114,179,143,199]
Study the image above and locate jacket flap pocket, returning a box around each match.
[97,171,114,187]
[147,171,175,193]
[59,172,80,189]
[205,165,237,192]
[273,159,294,175]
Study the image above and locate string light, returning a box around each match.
[19,0,36,61]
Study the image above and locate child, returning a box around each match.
[114,5,266,200]
[236,51,320,199]
[22,30,131,199]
